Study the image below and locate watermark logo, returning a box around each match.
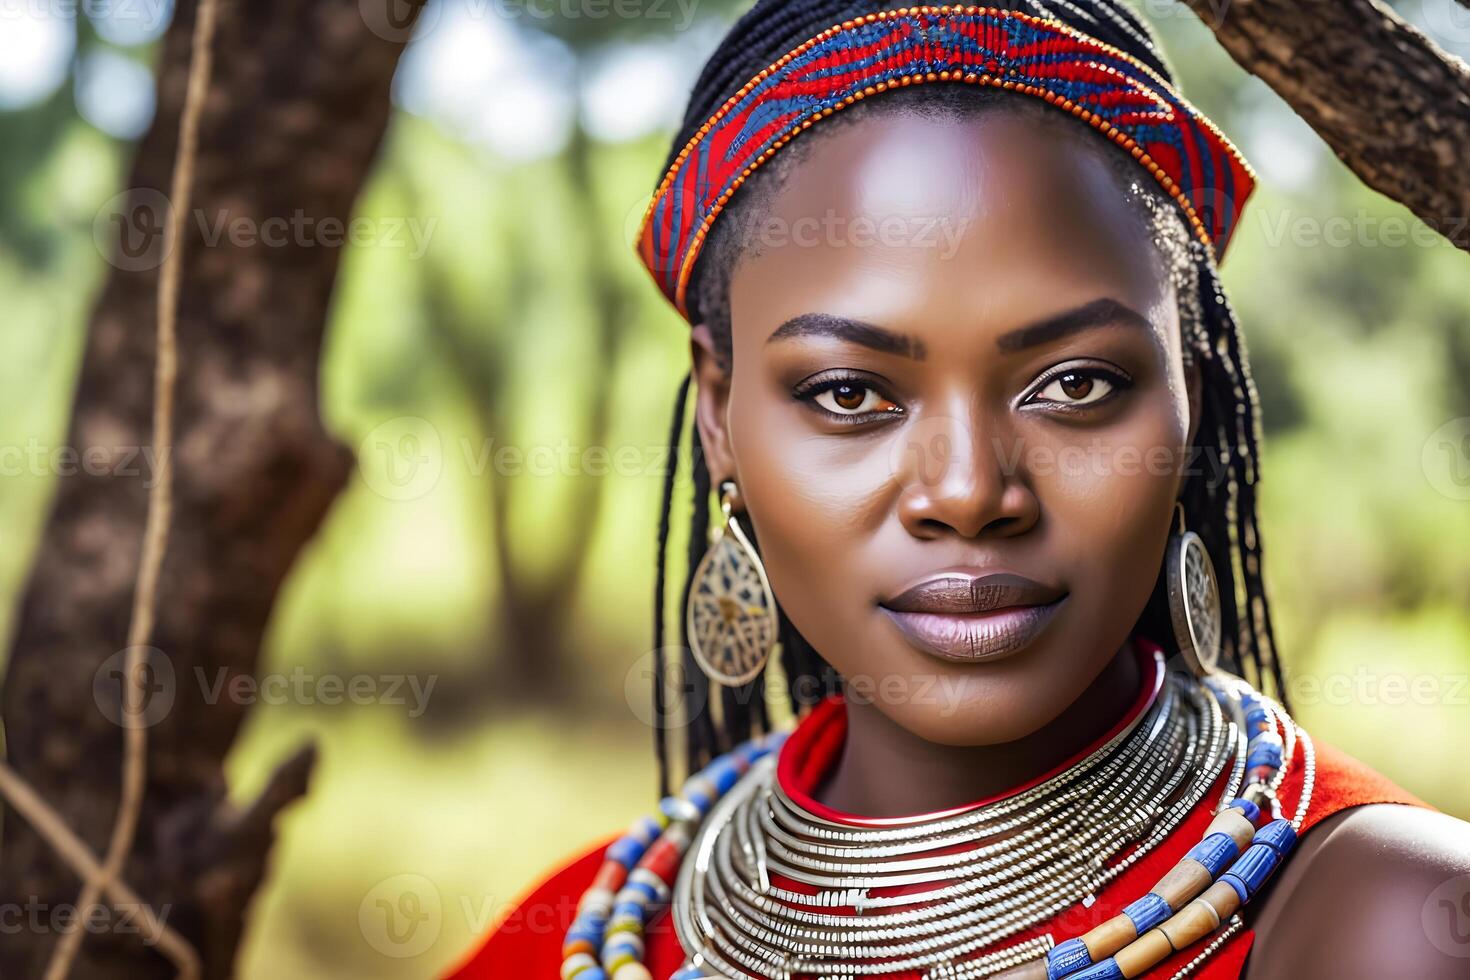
[1419,0,1470,46]
[624,646,710,731]
[359,874,442,958]
[93,188,173,273]
[193,666,438,718]
[747,209,968,259]
[623,191,653,249]
[359,0,441,42]
[0,897,172,939]
[0,438,166,485]
[1255,207,1470,251]
[93,646,176,729]
[93,191,438,269]
[1125,0,1235,29]
[354,418,694,502]
[887,415,970,494]
[1423,874,1470,958]
[1288,667,1469,708]
[885,418,1202,497]
[93,647,438,725]
[1423,417,1470,501]
[362,0,702,40]
[0,1,173,32]
[358,416,444,501]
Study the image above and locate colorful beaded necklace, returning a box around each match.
[558,651,1313,980]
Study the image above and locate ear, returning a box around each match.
[690,323,738,492]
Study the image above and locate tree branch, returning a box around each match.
[0,2,419,976]
[1181,0,1470,250]
[0,762,200,980]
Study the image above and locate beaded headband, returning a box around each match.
[636,4,1257,321]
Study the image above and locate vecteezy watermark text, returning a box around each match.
[1,0,171,30]
[1256,207,1470,251]
[194,666,437,718]
[0,898,172,940]
[0,438,165,485]
[92,647,438,727]
[1287,667,1470,708]
[359,0,703,44]
[357,415,1238,503]
[746,210,969,261]
[94,189,438,272]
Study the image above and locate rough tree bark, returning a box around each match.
[1182,0,1470,250]
[0,1,421,977]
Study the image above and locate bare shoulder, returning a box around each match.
[1245,803,1470,979]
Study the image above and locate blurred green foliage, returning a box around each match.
[2,2,1468,977]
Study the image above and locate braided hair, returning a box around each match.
[649,0,1286,795]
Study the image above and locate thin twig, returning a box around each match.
[0,762,201,980]
[44,0,221,976]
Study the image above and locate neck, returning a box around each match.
[816,640,1144,818]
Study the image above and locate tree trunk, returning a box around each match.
[0,1,420,977]
[1182,0,1470,250]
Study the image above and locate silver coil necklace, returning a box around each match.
[659,649,1311,980]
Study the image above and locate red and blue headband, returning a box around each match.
[636,4,1256,320]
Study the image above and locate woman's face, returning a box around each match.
[691,107,1200,746]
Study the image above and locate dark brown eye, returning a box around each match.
[832,384,867,411]
[1029,367,1124,407]
[1058,373,1094,400]
[809,380,901,417]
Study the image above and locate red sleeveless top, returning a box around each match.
[448,638,1433,979]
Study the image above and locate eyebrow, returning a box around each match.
[767,313,927,359]
[766,298,1153,359]
[995,298,1154,352]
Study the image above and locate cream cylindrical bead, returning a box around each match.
[1200,879,1243,919]
[577,886,615,916]
[1114,929,1172,977]
[1152,857,1212,908]
[562,953,599,980]
[1081,914,1139,960]
[1158,897,1222,949]
[1205,809,1256,850]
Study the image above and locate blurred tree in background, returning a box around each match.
[1,0,1468,976]
[1,0,423,975]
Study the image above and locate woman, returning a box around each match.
[449,1,1470,977]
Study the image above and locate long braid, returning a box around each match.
[650,0,1286,792]
[677,427,721,777]
[651,373,692,797]
[1164,239,1288,709]
[1201,257,1289,706]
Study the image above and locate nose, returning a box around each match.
[892,412,1040,540]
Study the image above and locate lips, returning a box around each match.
[878,570,1066,663]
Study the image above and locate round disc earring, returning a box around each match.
[686,480,778,687]
[1165,502,1223,677]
